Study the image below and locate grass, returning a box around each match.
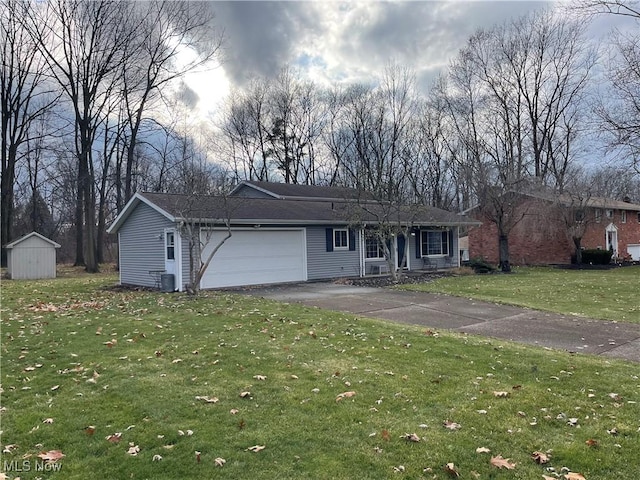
[400,266,640,323]
[1,273,639,479]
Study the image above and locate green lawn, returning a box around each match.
[400,266,640,323]
[1,274,639,479]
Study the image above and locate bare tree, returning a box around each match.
[117,0,222,208]
[26,0,138,272]
[1,0,58,265]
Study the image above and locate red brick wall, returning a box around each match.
[582,209,640,258]
[468,199,640,265]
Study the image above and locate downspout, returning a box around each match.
[360,229,365,277]
[175,227,183,292]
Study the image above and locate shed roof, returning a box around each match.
[4,232,61,249]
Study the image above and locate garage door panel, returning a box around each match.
[200,229,306,288]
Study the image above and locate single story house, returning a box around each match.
[107,181,479,291]
[468,191,640,265]
[5,232,61,279]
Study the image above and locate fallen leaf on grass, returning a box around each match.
[195,451,201,463]
[476,447,491,454]
[381,429,391,441]
[444,463,460,477]
[565,473,586,480]
[127,443,140,456]
[2,444,17,454]
[37,450,65,462]
[214,457,226,467]
[239,391,251,398]
[230,409,239,415]
[106,433,122,443]
[490,455,516,469]
[253,375,267,381]
[42,418,54,424]
[531,451,550,464]
[84,426,96,435]
[585,439,598,447]
[195,396,219,403]
[152,454,162,461]
[493,391,510,398]
[443,420,461,430]
[401,433,420,442]
[336,391,356,401]
[247,445,265,453]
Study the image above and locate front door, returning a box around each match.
[396,235,406,269]
[164,230,176,275]
[606,223,618,258]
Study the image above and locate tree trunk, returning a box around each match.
[573,237,582,265]
[498,233,511,272]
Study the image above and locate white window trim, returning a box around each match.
[420,230,449,257]
[333,228,349,250]
[621,210,627,223]
[364,236,385,260]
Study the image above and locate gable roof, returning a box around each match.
[4,232,61,249]
[108,190,479,234]
[230,180,375,201]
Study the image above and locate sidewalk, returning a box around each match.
[243,282,640,363]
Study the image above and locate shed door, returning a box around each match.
[200,229,306,289]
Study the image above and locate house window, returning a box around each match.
[334,229,349,249]
[622,210,627,223]
[165,231,175,260]
[574,210,585,223]
[595,209,602,223]
[606,209,614,219]
[638,212,640,223]
[365,235,384,259]
[421,230,448,256]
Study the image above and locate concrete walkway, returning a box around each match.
[242,282,640,363]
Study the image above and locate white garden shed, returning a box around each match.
[5,232,61,280]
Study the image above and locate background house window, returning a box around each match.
[333,229,348,249]
[165,231,175,260]
[606,209,614,219]
[595,209,602,223]
[421,230,448,256]
[365,236,384,259]
[622,210,627,223]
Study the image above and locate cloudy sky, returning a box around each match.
[182,1,632,119]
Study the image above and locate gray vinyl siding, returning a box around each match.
[118,203,173,288]
[306,226,360,280]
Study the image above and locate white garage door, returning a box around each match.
[628,244,640,261]
[200,229,307,289]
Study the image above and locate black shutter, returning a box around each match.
[415,229,421,258]
[348,229,356,251]
[448,229,454,257]
[326,228,334,252]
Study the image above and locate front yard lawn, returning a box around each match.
[1,274,639,479]
[400,266,640,323]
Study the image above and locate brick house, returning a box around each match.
[468,192,640,265]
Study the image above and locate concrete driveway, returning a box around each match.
[241,282,640,363]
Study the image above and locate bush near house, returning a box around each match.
[581,249,613,265]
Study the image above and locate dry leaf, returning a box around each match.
[127,443,140,456]
[230,408,239,415]
[543,476,557,480]
[84,425,96,435]
[564,473,586,480]
[42,418,54,424]
[401,433,420,442]
[152,454,162,461]
[493,391,510,398]
[444,462,460,477]
[106,432,122,443]
[247,445,265,453]
[490,455,516,469]
[476,447,491,454]
[37,450,65,462]
[381,429,391,441]
[195,451,201,463]
[195,395,219,403]
[239,391,252,398]
[443,420,461,430]
[531,451,550,464]
[214,457,226,467]
[253,375,267,381]
[336,391,356,401]
[585,438,598,447]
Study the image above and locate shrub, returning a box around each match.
[467,257,496,274]
[581,249,613,265]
